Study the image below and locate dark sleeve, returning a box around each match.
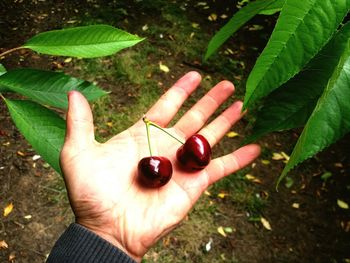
[46,223,136,263]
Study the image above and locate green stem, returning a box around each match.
[143,116,184,145]
[0,46,26,59]
[143,117,153,156]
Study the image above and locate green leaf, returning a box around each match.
[279,30,350,184]
[244,0,350,109]
[0,63,8,92]
[204,0,284,61]
[245,22,350,144]
[4,99,65,173]
[23,24,144,58]
[258,0,286,15]
[0,68,107,109]
[0,63,6,76]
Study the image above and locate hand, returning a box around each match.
[60,71,260,262]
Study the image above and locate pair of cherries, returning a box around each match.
[137,117,212,188]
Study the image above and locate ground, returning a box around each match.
[0,1,350,262]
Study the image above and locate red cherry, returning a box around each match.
[176,134,211,170]
[138,156,173,187]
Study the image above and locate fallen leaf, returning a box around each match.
[223,227,234,233]
[204,190,211,196]
[191,23,200,29]
[205,238,213,252]
[32,154,41,161]
[64,57,72,63]
[292,203,300,209]
[3,203,14,217]
[260,217,272,230]
[159,62,170,73]
[261,159,270,165]
[217,226,227,237]
[24,215,32,220]
[226,131,239,138]
[142,24,149,31]
[0,240,8,249]
[106,122,113,128]
[272,152,284,160]
[208,13,217,21]
[245,174,262,184]
[218,192,229,199]
[281,151,290,161]
[220,14,228,19]
[321,172,332,181]
[16,151,26,157]
[337,199,349,209]
[9,251,16,262]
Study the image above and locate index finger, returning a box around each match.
[145,71,201,127]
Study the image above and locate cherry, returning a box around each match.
[137,117,173,188]
[176,134,211,170]
[138,156,173,188]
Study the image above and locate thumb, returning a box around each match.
[64,90,95,149]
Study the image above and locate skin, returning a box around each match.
[60,71,261,262]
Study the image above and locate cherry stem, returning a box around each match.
[143,117,153,156]
[143,116,184,145]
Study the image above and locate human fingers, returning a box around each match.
[63,91,95,150]
[204,144,260,186]
[145,71,201,127]
[174,80,235,138]
[199,101,244,147]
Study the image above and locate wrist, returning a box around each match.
[76,221,143,263]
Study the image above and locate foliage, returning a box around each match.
[0,24,143,173]
[205,0,350,184]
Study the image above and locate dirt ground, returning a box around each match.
[1,1,350,262]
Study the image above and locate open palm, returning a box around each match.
[60,72,260,262]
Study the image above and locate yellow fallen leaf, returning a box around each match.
[3,203,14,217]
[106,122,113,128]
[292,203,300,209]
[64,57,72,63]
[272,152,284,160]
[245,174,262,184]
[337,199,349,209]
[204,190,211,196]
[260,217,272,230]
[191,23,200,29]
[0,240,8,249]
[208,13,217,21]
[226,131,239,138]
[159,62,170,73]
[218,192,229,199]
[217,226,227,237]
[17,151,26,157]
[261,159,270,165]
[281,151,290,161]
[220,14,228,19]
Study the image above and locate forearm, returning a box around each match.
[47,223,136,263]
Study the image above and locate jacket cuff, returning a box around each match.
[47,223,136,263]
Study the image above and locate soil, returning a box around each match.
[1,1,349,262]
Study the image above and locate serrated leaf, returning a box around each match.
[279,28,350,183]
[3,203,14,217]
[244,22,350,144]
[244,0,349,109]
[204,0,284,61]
[23,24,144,58]
[0,68,107,109]
[4,99,65,173]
